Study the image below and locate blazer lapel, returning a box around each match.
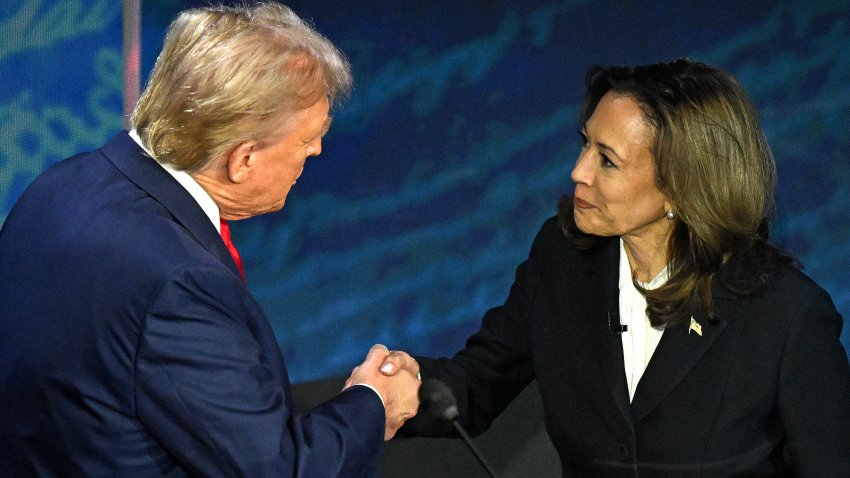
[568,239,633,429]
[630,278,735,423]
[99,132,241,279]
[598,240,633,425]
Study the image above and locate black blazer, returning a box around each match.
[410,216,850,477]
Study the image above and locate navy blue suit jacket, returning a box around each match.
[0,132,384,476]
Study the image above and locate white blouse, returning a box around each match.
[618,238,668,402]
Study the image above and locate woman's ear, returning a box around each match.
[663,200,676,220]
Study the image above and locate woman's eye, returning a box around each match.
[600,154,615,168]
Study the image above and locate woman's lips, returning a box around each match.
[573,197,594,209]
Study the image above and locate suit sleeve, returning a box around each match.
[133,263,384,477]
[405,218,561,437]
[777,282,850,477]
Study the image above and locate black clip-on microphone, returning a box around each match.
[419,379,498,478]
[608,311,627,334]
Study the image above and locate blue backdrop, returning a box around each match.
[2,0,848,383]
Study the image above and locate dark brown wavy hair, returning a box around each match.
[559,59,794,327]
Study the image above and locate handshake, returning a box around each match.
[343,344,421,440]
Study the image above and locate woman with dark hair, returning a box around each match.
[381,59,850,476]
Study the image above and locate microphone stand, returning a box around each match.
[419,379,499,478]
[451,420,498,478]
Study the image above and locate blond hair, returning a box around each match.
[131,3,351,171]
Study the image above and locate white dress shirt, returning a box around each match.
[618,238,668,402]
[128,129,221,232]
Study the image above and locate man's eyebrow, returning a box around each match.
[321,116,333,136]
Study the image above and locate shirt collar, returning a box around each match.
[618,238,669,291]
[128,129,221,233]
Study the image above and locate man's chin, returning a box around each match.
[265,200,287,215]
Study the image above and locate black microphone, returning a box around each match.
[419,379,498,478]
[608,311,627,334]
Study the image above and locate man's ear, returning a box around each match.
[226,141,258,183]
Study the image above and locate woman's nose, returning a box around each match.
[570,149,593,186]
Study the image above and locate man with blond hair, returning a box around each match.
[0,4,419,476]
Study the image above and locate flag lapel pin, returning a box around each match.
[689,316,703,336]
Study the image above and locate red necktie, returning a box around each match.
[219,218,246,282]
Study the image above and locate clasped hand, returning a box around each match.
[343,344,420,440]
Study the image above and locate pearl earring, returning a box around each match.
[666,210,675,220]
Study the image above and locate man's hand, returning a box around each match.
[344,344,420,440]
[378,348,420,378]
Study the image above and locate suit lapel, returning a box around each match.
[564,239,633,429]
[595,240,633,425]
[102,133,291,386]
[630,278,735,423]
[99,132,241,279]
